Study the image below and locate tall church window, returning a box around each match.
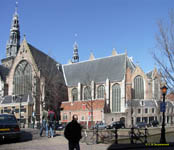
[72,88,78,101]
[112,84,121,112]
[154,78,159,99]
[134,75,144,99]
[97,85,105,99]
[84,86,91,100]
[13,60,32,95]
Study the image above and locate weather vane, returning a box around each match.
[15,0,18,13]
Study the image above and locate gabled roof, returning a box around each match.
[0,65,9,81]
[61,100,105,111]
[27,43,65,84]
[146,71,153,79]
[1,94,33,104]
[63,54,130,86]
[127,99,157,107]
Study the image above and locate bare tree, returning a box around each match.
[32,54,67,122]
[82,75,95,130]
[153,10,174,91]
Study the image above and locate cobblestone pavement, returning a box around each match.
[0,128,110,150]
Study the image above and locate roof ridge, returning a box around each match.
[63,53,126,66]
[27,42,60,64]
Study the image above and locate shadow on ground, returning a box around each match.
[0,130,33,145]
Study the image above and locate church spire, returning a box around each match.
[72,41,79,63]
[6,1,20,58]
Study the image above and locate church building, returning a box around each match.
[0,5,67,126]
[60,43,166,128]
[1,4,174,129]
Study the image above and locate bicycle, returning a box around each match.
[129,128,148,143]
[81,129,97,145]
[98,129,115,144]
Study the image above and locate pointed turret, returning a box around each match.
[6,1,20,58]
[72,41,79,63]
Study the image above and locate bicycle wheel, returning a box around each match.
[86,135,96,145]
[80,130,87,143]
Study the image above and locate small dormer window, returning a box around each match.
[140,100,144,106]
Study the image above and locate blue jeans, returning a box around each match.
[48,121,54,137]
[40,120,48,136]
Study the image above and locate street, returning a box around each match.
[0,128,110,150]
[1,127,174,150]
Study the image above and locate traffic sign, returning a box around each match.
[160,102,166,112]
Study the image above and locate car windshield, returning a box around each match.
[0,115,17,123]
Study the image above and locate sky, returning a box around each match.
[0,0,173,73]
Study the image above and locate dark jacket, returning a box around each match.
[48,110,56,122]
[64,120,82,142]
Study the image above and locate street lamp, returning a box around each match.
[130,99,134,144]
[160,85,168,144]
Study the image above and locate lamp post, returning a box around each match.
[130,99,134,144]
[160,85,168,144]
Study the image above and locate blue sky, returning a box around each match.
[0,0,173,73]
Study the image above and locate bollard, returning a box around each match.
[96,126,99,144]
[130,127,134,144]
[115,127,118,144]
[144,127,147,143]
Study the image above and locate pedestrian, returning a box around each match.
[48,108,56,138]
[40,108,48,137]
[64,114,82,150]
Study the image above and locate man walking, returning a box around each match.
[40,109,48,137]
[48,108,56,138]
[64,114,82,150]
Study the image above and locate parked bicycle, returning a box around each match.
[129,128,149,143]
[81,129,115,145]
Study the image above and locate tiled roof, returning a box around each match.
[127,99,157,107]
[61,100,105,111]
[63,54,130,86]
[146,71,153,79]
[166,93,174,101]
[28,43,65,84]
[1,94,33,104]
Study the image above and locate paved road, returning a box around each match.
[0,128,110,150]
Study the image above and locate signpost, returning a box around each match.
[160,102,166,112]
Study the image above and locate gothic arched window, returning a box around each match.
[13,60,32,95]
[134,75,144,99]
[72,88,78,101]
[84,86,91,100]
[97,85,105,99]
[112,84,121,112]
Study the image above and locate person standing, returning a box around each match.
[40,109,48,137]
[64,114,82,150]
[48,108,56,138]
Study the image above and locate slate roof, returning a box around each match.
[166,101,173,108]
[127,99,157,107]
[0,65,9,81]
[61,99,105,111]
[146,71,153,79]
[63,54,134,86]
[1,94,33,104]
[28,43,64,80]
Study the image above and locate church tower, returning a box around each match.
[6,3,20,58]
[1,2,20,69]
[72,41,79,63]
